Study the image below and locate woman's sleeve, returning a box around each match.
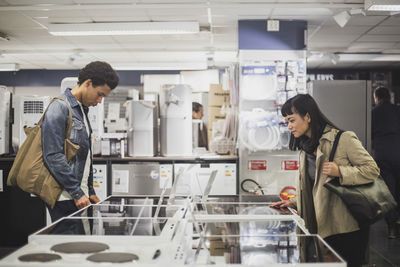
[338,131,380,185]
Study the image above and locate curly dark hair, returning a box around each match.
[78,61,119,90]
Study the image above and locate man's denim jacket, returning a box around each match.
[42,88,94,202]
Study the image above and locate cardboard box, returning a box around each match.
[209,84,230,107]
[208,106,226,130]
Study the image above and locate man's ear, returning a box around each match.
[82,79,92,88]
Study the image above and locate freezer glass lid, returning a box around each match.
[189,235,344,265]
[194,202,293,216]
[71,204,185,219]
[36,217,168,236]
[101,195,189,206]
[195,218,303,236]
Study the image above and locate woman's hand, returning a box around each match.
[270,200,295,210]
[322,161,342,177]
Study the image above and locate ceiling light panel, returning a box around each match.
[0,63,19,71]
[365,0,400,11]
[48,21,200,36]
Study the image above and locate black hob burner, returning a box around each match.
[18,253,62,262]
[51,241,109,254]
[87,252,139,263]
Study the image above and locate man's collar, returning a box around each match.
[64,88,79,108]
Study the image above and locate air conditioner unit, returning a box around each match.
[0,86,12,154]
[14,96,51,147]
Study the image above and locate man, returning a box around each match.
[372,86,400,238]
[192,102,208,150]
[42,61,119,224]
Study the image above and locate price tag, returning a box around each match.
[248,160,267,171]
[281,160,299,170]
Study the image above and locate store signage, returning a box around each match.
[281,160,299,170]
[248,160,267,170]
[307,74,334,81]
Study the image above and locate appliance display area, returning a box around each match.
[0,196,345,267]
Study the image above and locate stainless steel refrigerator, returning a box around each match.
[311,80,372,152]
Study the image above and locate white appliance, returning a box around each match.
[100,133,126,157]
[93,164,108,201]
[60,77,104,155]
[14,95,51,147]
[0,86,11,154]
[160,84,192,156]
[111,163,173,196]
[174,163,237,196]
[127,100,158,156]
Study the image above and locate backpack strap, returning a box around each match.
[329,130,344,162]
[38,97,73,137]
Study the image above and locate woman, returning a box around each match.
[270,94,380,267]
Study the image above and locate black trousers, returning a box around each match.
[324,227,369,267]
[46,200,87,235]
[376,160,400,225]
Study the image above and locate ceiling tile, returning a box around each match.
[368,26,400,35]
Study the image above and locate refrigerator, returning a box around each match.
[126,100,158,156]
[160,84,192,156]
[311,80,372,152]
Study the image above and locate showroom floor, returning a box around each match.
[366,219,400,267]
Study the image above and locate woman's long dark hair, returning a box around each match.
[281,94,339,152]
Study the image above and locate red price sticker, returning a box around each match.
[248,160,267,171]
[282,160,299,170]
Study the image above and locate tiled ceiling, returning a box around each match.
[0,0,399,70]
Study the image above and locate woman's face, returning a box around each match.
[285,111,311,138]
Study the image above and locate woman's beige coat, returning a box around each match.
[291,125,380,238]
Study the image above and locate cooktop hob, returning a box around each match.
[51,241,109,254]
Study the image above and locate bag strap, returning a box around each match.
[329,130,344,161]
[37,97,73,137]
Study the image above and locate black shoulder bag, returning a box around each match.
[324,131,397,226]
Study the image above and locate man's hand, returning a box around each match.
[89,195,100,204]
[75,195,91,209]
[322,161,341,177]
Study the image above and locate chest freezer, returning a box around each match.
[174,163,237,196]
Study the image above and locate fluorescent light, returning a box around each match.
[333,11,351,28]
[341,54,400,61]
[0,63,19,71]
[113,62,207,70]
[365,0,400,11]
[48,21,200,36]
